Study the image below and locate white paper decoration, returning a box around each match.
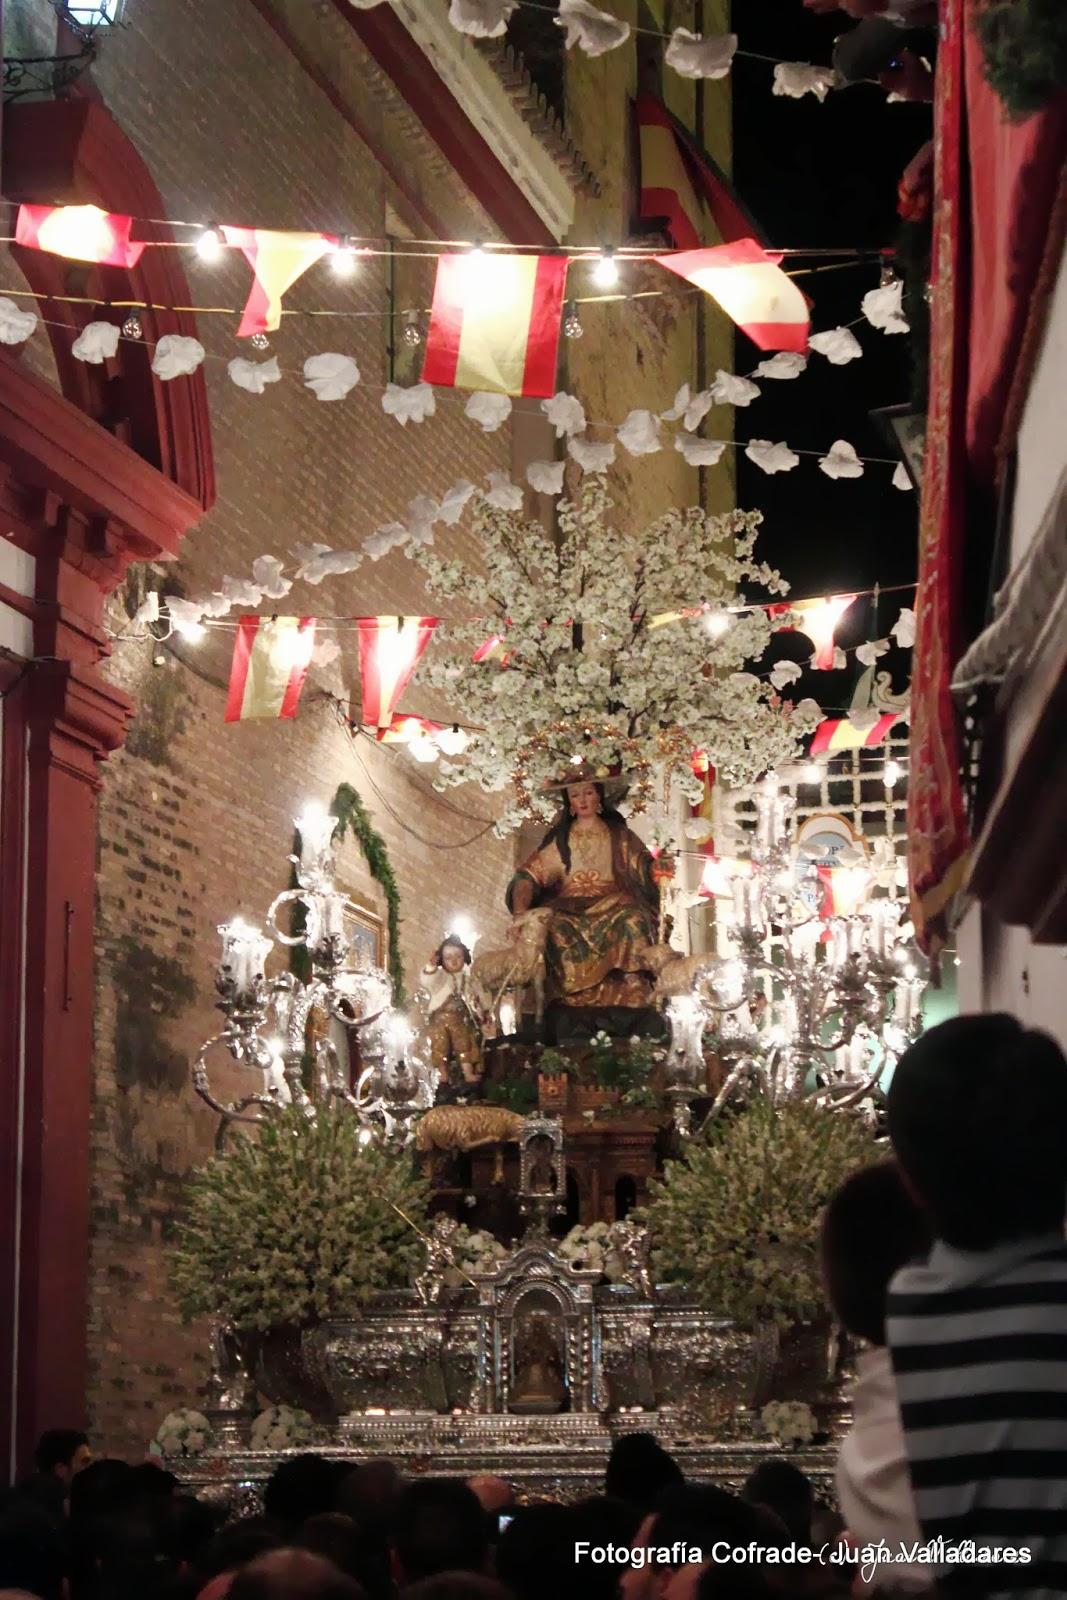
[220,576,263,607]
[527,459,566,495]
[542,391,587,437]
[682,389,714,431]
[660,384,692,421]
[465,391,513,432]
[382,381,436,425]
[300,550,364,583]
[72,321,120,364]
[847,705,881,733]
[862,279,909,334]
[617,409,661,455]
[744,439,799,474]
[675,434,726,467]
[892,607,916,648]
[892,462,913,491]
[809,327,863,366]
[855,639,890,667]
[314,638,342,668]
[773,63,836,101]
[754,352,807,380]
[228,356,281,394]
[152,335,206,380]
[294,543,332,575]
[557,0,631,56]
[484,471,524,510]
[165,596,206,633]
[0,298,38,345]
[303,352,360,401]
[568,435,616,473]
[251,555,291,600]
[819,439,864,479]
[710,369,760,407]
[448,0,515,37]
[438,479,476,524]
[665,28,737,80]
[364,523,408,561]
[769,659,803,690]
[201,592,235,619]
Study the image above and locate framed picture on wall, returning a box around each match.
[347,902,385,969]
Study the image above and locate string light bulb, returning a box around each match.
[593,248,619,289]
[469,241,486,262]
[883,758,902,789]
[437,724,469,757]
[704,610,731,638]
[121,314,143,340]
[401,310,423,348]
[563,299,584,339]
[196,224,224,262]
[172,616,206,644]
[330,235,359,279]
[409,733,439,764]
[801,761,822,786]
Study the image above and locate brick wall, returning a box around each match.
[2,0,723,1453]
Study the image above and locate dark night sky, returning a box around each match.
[730,2,933,685]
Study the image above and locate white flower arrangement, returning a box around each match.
[760,1399,816,1449]
[154,1409,214,1458]
[558,1222,631,1282]
[249,1405,316,1453]
[410,480,819,833]
[443,1225,510,1284]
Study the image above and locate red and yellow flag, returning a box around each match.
[225,616,316,723]
[775,594,858,669]
[16,204,145,268]
[809,713,899,755]
[357,616,439,731]
[656,242,810,353]
[422,253,568,398]
[221,227,337,337]
[472,633,509,665]
[375,714,444,745]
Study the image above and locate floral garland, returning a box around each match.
[329,783,405,1002]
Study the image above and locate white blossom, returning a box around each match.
[892,607,916,648]
[809,327,863,365]
[382,381,436,425]
[617,409,661,455]
[745,440,799,474]
[665,27,737,79]
[819,439,864,479]
[773,63,836,101]
[542,391,587,437]
[557,0,630,56]
[303,352,360,401]
[465,391,512,432]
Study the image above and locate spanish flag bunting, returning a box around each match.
[814,864,873,919]
[375,714,445,745]
[221,227,337,337]
[422,253,568,398]
[472,634,509,665]
[782,594,858,669]
[225,616,316,723]
[15,204,146,268]
[357,616,439,731]
[655,241,810,353]
[698,856,733,899]
[809,713,900,755]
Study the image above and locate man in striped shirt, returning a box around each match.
[885,1013,1067,1596]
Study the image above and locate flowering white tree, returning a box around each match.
[412,478,819,831]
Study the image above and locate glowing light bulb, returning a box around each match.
[409,734,439,764]
[593,249,619,289]
[172,617,206,644]
[450,916,479,951]
[704,611,731,638]
[801,761,822,785]
[436,724,469,756]
[468,241,487,262]
[274,625,315,672]
[330,237,359,279]
[883,758,902,789]
[196,225,224,262]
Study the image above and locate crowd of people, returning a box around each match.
[3,1011,1066,1600]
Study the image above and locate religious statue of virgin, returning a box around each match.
[506,778,663,1021]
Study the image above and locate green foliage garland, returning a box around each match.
[330,782,405,1003]
[641,1098,878,1330]
[171,1104,429,1332]
[974,0,1067,120]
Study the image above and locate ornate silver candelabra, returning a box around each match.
[193,804,434,1141]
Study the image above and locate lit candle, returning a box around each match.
[296,804,335,868]
[829,920,850,969]
[732,878,752,930]
[322,892,347,938]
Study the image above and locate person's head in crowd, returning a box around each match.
[300,1516,372,1582]
[90,1504,183,1600]
[401,1576,514,1600]
[0,1498,68,1600]
[887,1014,1067,1251]
[494,1504,575,1600]
[227,1549,366,1600]
[263,1456,339,1531]
[127,1461,179,1499]
[33,1431,92,1488]
[604,1433,684,1512]
[570,1498,643,1599]
[198,1517,285,1584]
[391,1481,489,1587]
[741,1460,814,1546]
[465,1478,514,1516]
[821,1161,930,1345]
[621,1485,786,1600]
[67,1459,136,1523]
[334,1462,402,1530]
